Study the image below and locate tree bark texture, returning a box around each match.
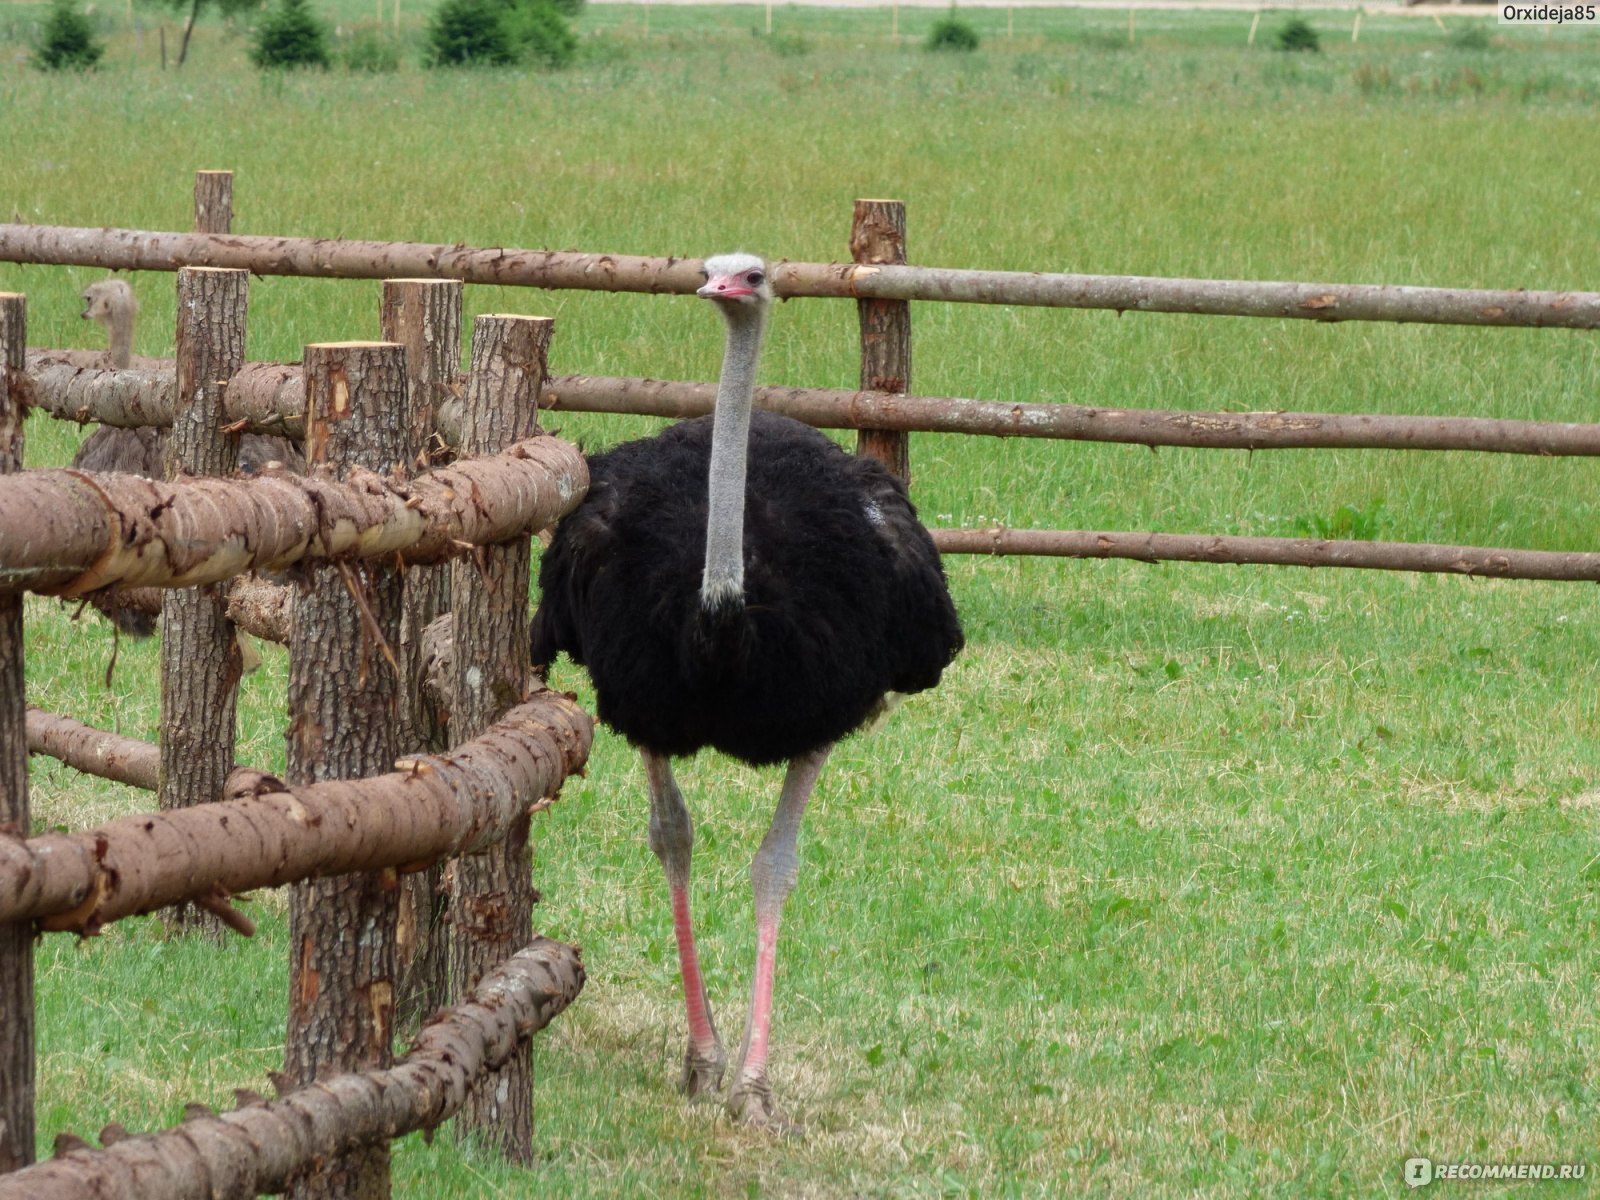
[193,171,234,236]
[852,199,911,481]
[31,354,1600,459]
[0,938,585,1200]
[284,343,408,1200]
[0,434,588,597]
[381,280,461,1033]
[930,527,1600,580]
[160,268,249,935]
[4,222,1599,328]
[0,293,33,1176]
[1,693,591,933]
[448,315,551,1162]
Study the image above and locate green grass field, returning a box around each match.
[4,5,1600,1196]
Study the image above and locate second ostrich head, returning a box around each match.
[697,252,773,615]
[81,279,138,369]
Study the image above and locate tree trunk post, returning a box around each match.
[0,294,33,1176]
[448,314,552,1163]
[193,170,233,235]
[381,278,462,1033]
[851,198,912,483]
[158,267,247,935]
[284,341,409,1200]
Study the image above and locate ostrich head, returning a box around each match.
[80,279,138,369]
[81,279,136,326]
[697,253,772,312]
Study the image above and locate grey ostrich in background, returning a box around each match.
[73,278,304,479]
[531,253,964,1128]
[71,278,304,637]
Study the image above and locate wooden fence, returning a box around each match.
[0,175,599,1197]
[2,173,1597,1195]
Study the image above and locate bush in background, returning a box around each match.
[426,0,573,67]
[32,0,104,69]
[251,0,331,67]
[505,0,575,67]
[1276,17,1320,53]
[926,13,979,52]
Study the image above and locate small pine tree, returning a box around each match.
[251,0,332,67]
[505,0,575,67]
[32,0,105,71]
[926,12,979,53]
[1275,17,1320,53]
[425,0,573,67]
[426,0,517,66]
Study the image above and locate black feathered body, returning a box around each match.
[532,412,963,767]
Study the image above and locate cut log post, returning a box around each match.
[382,280,462,1033]
[448,315,551,1162]
[852,199,911,482]
[0,293,33,1176]
[193,170,234,236]
[0,938,585,1200]
[283,342,408,1200]
[160,266,248,934]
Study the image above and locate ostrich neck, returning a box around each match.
[104,309,134,369]
[700,306,766,613]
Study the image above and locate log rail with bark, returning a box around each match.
[25,355,1600,458]
[0,690,592,935]
[0,434,586,597]
[3,223,1599,329]
[0,937,585,1200]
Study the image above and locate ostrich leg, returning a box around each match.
[644,750,726,1096]
[727,744,833,1128]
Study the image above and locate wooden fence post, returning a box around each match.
[0,294,33,1176]
[158,267,247,934]
[381,278,462,1032]
[852,198,912,482]
[284,341,408,1200]
[448,314,552,1163]
[193,170,233,235]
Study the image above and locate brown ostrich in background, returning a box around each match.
[71,278,303,638]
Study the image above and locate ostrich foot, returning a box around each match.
[679,1043,726,1100]
[727,1074,800,1136]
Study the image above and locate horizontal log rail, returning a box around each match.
[26,707,164,791]
[544,374,1600,457]
[26,355,1600,457]
[0,938,585,1200]
[0,690,592,934]
[4,224,1597,329]
[932,528,1600,581]
[0,434,586,597]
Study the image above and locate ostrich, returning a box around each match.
[71,279,304,637]
[531,252,964,1128]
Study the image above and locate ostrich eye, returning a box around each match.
[746,271,765,286]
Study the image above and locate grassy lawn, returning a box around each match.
[4,5,1600,1196]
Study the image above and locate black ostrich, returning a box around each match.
[531,252,963,1128]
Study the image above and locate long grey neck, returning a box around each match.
[104,309,134,369]
[700,306,766,613]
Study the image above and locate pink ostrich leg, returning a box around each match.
[644,751,725,1094]
[727,744,833,1128]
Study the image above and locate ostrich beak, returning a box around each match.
[697,274,755,300]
